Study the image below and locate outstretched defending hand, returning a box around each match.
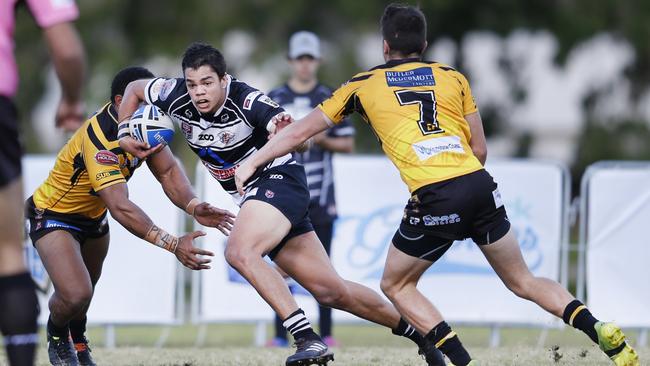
[193,202,236,236]
[119,136,164,160]
[174,230,214,270]
[56,99,85,132]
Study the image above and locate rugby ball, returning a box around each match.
[129,104,175,148]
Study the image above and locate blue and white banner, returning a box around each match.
[196,157,568,326]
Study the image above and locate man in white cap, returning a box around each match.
[266,31,355,348]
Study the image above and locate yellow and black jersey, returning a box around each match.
[32,103,144,219]
[319,58,483,193]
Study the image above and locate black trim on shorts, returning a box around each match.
[25,197,109,245]
[392,169,511,262]
[242,164,314,260]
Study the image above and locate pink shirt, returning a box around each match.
[0,0,79,98]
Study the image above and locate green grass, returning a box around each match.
[5,324,647,365]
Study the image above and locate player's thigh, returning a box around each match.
[35,230,92,297]
[0,178,25,275]
[81,232,110,285]
[228,199,292,255]
[381,243,434,291]
[478,227,533,287]
[273,231,346,296]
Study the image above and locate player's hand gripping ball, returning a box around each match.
[129,104,175,148]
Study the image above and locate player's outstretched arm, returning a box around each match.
[465,112,487,165]
[117,79,164,159]
[43,22,86,132]
[98,182,214,270]
[147,147,235,235]
[235,108,330,195]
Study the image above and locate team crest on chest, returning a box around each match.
[218,131,236,144]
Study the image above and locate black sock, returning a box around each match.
[562,300,599,344]
[0,272,40,366]
[47,315,69,340]
[426,321,472,366]
[392,318,424,346]
[274,314,288,341]
[319,305,332,338]
[69,316,88,344]
[283,309,318,341]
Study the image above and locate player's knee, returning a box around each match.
[224,245,252,271]
[505,276,533,300]
[60,284,93,311]
[380,277,400,300]
[313,286,349,309]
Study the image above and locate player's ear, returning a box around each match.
[220,76,228,89]
[383,40,390,58]
[421,41,428,55]
[114,95,123,109]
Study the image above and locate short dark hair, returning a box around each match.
[181,42,227,78]
[110,66,154,104]
[381,4,427,57]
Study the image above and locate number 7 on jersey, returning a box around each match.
[395,90,445,135]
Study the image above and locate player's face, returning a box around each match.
[184,65,228,114]
[289,55,320,83]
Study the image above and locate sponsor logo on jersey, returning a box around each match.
[412,135,464,161]
[422,214,461,226]
[184,109,193,119]
[95,170,121,181]
[182,121,192,139]
[220,114,229,122]
[265,189,275,198]
[94,150,119,166]
[409,217,420,225]
[269,174,284,180]
[204,164,239,180]
[159,79,177,101]
[217,131,235,144]
[243,91,263,110]
[198,134,215,141]
[386,67,435,87]
[259,95,280,108]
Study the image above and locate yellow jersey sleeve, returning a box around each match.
[456,71,478,116]
[318,73,371,125]
[82,122,126,192]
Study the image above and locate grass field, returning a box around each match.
[6,324,647,365]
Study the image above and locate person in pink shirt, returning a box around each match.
[0,1,85,366]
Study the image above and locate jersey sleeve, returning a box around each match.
[241,88,285,129]
[144,77,185,113]
[457,72,478,115]
[26,0,79,28]
[82,122,127,193]
[318,73,368,125]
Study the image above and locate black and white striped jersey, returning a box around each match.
[144,75,294,203]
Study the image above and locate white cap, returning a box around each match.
[288,31,321,59]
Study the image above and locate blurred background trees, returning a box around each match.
[13,0,650,187]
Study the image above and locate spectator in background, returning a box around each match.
[0,0,85,365]
[266,31,355,348]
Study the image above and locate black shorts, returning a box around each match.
[392,169,510,262]
[243,164,314,259]
[25,197,109,245]
[0,96,23,187]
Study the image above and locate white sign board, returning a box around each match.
[23,155,180,324]
[196,157,567,326]
[585,164,650,328]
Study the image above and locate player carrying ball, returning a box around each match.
[118,43,446,366]
[26,66,234,366]
[234,4,640,366]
